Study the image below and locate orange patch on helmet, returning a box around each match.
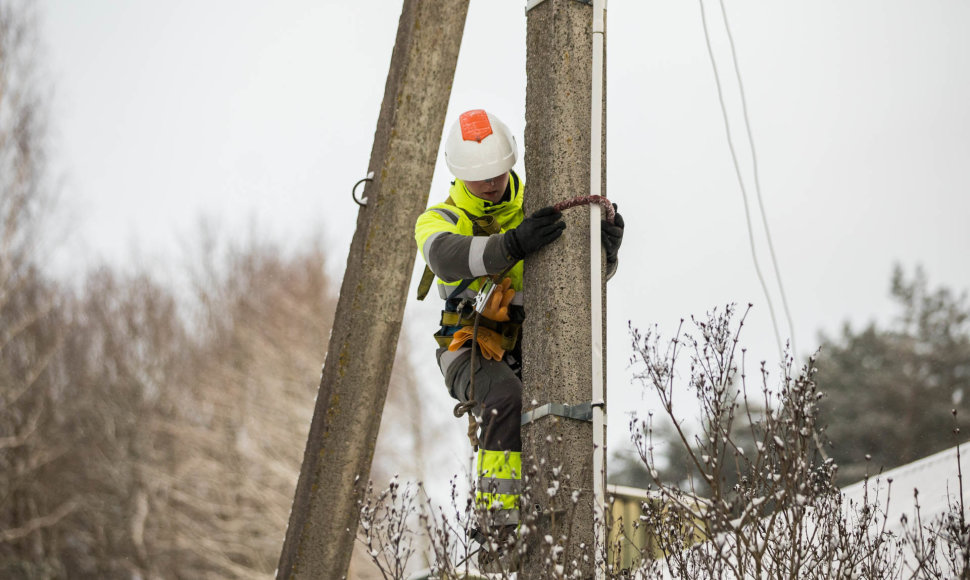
[459,109,493,143]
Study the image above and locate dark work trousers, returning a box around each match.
[442,348,522,453]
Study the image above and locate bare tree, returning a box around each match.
[0,2,77,576]
[0,2,453,575]
[35,267,186,578]
[121,235,336,578]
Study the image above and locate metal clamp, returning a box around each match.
[352,171,374,207]
[521,400,604,426]
[474,279,497,313]
[526,0,592,13]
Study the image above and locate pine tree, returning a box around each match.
[817,265,970,484]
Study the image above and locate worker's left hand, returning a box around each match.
[602,203,624,263]
[481,277,514,322]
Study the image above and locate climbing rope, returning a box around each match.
[451,195,614,451]
[554,194,615,224]
[452,305,483,451]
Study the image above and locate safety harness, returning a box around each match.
[417,181,525,356]
[416,187,525,451]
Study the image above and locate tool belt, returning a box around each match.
[433,311,522,352]
[433,301,523,352]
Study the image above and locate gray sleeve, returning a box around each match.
[424,232,517,282]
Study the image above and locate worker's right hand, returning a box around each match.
[503,206,566,260]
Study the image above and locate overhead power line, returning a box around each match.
[697,0,798,363]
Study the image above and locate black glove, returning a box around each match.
[601,203,624,263]
[503,206,566,260]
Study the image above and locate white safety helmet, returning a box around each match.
[444,109,518,181]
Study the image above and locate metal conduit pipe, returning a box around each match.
[590,1,607,577]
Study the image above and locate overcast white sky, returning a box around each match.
[40,0,970,480]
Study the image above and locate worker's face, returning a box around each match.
[464,172,510,203]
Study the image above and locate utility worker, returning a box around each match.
[414,109,624,537]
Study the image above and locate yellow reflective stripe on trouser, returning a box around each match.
[477,449,521,525]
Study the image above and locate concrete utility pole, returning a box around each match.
[522,0,607,577]
[276,1,468,578]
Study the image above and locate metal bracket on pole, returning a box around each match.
[521,401,604,426]
[526,0,592,13]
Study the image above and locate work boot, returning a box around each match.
[470,525,518,572]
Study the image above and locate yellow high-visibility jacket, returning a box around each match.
[414,171,525,305]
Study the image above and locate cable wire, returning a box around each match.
[718,0,798,361]
[698,2,827,461]
[697,0,786,362]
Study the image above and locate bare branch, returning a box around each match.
[0,499,77,543]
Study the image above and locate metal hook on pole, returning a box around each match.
[352,171,374,207]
